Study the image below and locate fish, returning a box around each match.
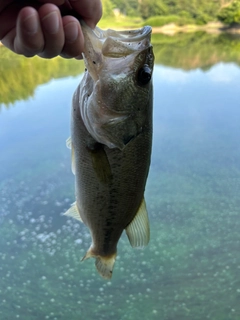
[65,22,154,279]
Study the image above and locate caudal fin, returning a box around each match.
[81,248,116,279]
[95,255,116,279]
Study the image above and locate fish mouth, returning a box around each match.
[81,21,152,59]
[91,25,152,42]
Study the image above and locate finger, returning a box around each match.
[0,2,21,46]
[38,3,65,58]
[68,0,102,28]
[0,0,13,12]
[38,0,65,5]
[60,15,83,58]
[14,7,44,57]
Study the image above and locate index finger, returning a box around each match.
[68,0,102,28]
[0,0,12,12]
[38,0,65,4]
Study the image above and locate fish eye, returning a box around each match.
[138,65,152,85]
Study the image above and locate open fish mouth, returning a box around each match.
[89,25,152,43]
[81,22,152,60]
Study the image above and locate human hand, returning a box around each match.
[0,0,102,58]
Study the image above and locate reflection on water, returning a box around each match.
[1,31,240,106]
[0,48,85,106]
[1,32,240,319]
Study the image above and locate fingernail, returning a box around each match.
[23,14,38,34]
[42,11,59,34]
[64,22,79,43]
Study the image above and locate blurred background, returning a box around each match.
[99,0,240,29]
[1,1,240,319]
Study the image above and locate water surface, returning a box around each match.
[1,32,240,320]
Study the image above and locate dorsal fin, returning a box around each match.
[125,198,150,247]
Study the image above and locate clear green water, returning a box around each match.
[1,32,240,320]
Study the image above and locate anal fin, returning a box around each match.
[64,201,83,222]
[66,137,72,149]
[125,198,150,247]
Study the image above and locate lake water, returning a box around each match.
[1,32,240,320]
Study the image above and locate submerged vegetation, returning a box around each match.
[1,7,240,318]
[1,58,240,317]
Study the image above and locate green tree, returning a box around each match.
[101,0,114,18]
[111,0,139,16]
[218,0,240,24]
[139,0,168,19]
[100,0,238,25]
[164,0,219,20]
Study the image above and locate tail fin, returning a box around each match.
[81,248,116,279]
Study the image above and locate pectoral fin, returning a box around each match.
[66,137,75,175]
[66,137,72,149]
[64,202,83,222]
[125,198,150,247]
[88,143,112,184]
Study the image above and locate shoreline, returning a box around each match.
[0,23,239,48]
[99,21,240,35]
[151,22,223,35]
[151,22,240,35]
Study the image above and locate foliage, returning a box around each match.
[218,0,240,25]
[101,0,231,25]
[144,15,195,27]
[101,0,114,18]
[138,0,168,20]
[98,15,142,29]
[111,0,139,16]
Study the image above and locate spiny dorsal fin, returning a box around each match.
[125,198,150,247]
[66,137,75,175]
[64,202,83,222]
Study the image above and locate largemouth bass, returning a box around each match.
[65,22,154,279]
